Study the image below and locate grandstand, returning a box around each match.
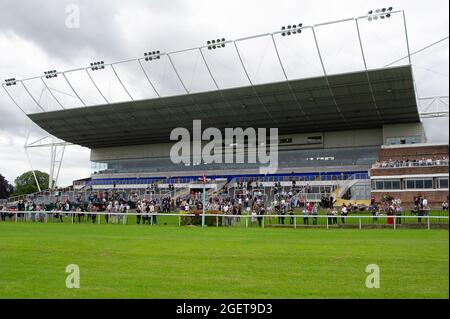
[3,9,441,209]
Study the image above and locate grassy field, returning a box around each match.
[0,222,448,299]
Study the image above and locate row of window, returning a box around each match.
[372,177,449,190]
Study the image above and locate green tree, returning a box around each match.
[0,174,14,199]
[13,171,52,196]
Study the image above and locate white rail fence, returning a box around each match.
[0,211,448,230]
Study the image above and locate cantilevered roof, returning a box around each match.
[28,65,420,149]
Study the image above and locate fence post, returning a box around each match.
[394,216,396,230]
[427,216,430,230]
[178,215,181,227]
[71,213,74,224]
[359,218,362,230]
[326,216,329,229]
[151,214,153,226]
[294,216,297,229]
[262,216,265,228]
[246,217,248,228]
[15,212,18,223]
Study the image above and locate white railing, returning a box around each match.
[1,211,447,230]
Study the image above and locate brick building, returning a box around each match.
[370,143,449,208]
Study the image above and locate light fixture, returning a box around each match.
[44,70,58,79]
[207,38,226,50]
[281,23,302,36]
[367,7,393,21]
[144,50,161,61]
[4,78,17,86]
[90,61,105,71]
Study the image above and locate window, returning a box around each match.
[438,178,449,189]
[372,179,401,190]
[385,136,421,145]
[404,178,433,189]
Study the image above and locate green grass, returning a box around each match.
[0,222,448,299]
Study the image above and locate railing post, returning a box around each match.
[326,216,329,229]
[394,216,396,230]
[262,216,265,228]
[427,216,430,230]
[294,216,297,229]
[15,212,18,223]
[178,215,181,227]
[246,216,248,228]
[359,217,362,230]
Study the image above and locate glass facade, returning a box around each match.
[91,146,379,175]
[403,178,433,190]
[385,136,422,145]
[437,178,449,189]
[373,179,401,190]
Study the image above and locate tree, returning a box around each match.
[13,171,52,196]
[0,174,14,199]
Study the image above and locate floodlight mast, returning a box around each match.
[6,9,406,86]
[3,8,410,114]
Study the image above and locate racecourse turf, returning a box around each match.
[0,222,448,298]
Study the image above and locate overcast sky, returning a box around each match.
[0,0,448,187]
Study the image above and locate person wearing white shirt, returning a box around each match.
[341,205,348,224]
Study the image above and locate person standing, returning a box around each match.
[136,201,142,225]
[341,204,348,224]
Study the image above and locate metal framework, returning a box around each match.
[418,96,449,118]
[2,9,412,115]
[24,135,72,190]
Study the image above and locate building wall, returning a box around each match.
[382,122,426,145]
[90,128,384,161]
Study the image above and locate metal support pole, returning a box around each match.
[246,216,248,228]
[359,218,362,230]
[21,81,45,112]
[202,180,206,228]
[62,72,86,106]
[310,27,350,128]
[394,216,396,230]
[233,41,279,125]
[137,59,161,97]
[24,145,42,193]
[111,64,134,101]
[402,11,412,65]
[427,216,430,230]
[40,78,65,110]
[2,84,28,115]
[85,69,109,104]
[326,216,329,229]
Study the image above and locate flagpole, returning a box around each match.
[202,174,206,228]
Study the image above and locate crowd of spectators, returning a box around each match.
[374,156,449,168]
